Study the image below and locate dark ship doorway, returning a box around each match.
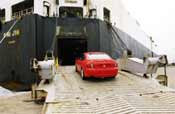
[57,38,87,65]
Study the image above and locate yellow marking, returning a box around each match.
[55,57,59,70]
[65,0,77,3]
[8,40,16,44]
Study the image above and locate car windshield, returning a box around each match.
[87,53,111,60]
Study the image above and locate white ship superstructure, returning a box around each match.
[0,0,151,51]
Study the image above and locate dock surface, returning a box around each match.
[0,92,42,114]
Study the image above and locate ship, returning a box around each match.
[0,0,154,84]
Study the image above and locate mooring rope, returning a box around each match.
[0,19,18,44]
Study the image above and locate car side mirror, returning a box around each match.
[79,56,85,60]
[76,56,79,59]
[79,57,83,60]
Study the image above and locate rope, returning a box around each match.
[0,19,18,44]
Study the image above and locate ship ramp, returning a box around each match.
[36,66,175,114]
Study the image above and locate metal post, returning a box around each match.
[150,36,154,57]
[86,0,91,16]
[164,65,168,86]
[150,36,153,78]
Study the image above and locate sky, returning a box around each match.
[122,0,175,62]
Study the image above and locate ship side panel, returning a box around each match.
[0,15,37,84]
[97,20,153,59]
[35,16,56,61]
[0,21,15,82]
[35,15,45,61]
[98,21,113,55]
[85,19,100,51]
[18,15,38,84]
[115,28,152,58]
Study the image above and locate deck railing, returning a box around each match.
[12,7,34,19]
[0,17,5,23]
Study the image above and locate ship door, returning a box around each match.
[57,38,87,65]
[103,7,110,22]
[43,1,50,16]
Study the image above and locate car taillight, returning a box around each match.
[91,64,94,68]
[86,64,94,68]
[113,63,118,67]
[115,63,118,67]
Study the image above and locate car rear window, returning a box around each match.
[87,53,111,60]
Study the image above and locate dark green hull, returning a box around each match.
[0,14,152,84]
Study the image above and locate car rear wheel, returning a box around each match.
[75,65,78,72]
[81,69,86,80]
[111,76,116,79]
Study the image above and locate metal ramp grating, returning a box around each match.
[42,66,175,114]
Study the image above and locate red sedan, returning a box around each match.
[75,52,118,79]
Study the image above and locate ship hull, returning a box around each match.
[0,14,151,84]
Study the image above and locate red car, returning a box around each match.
[75,52,118,79]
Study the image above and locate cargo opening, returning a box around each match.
[58,38,87,65]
